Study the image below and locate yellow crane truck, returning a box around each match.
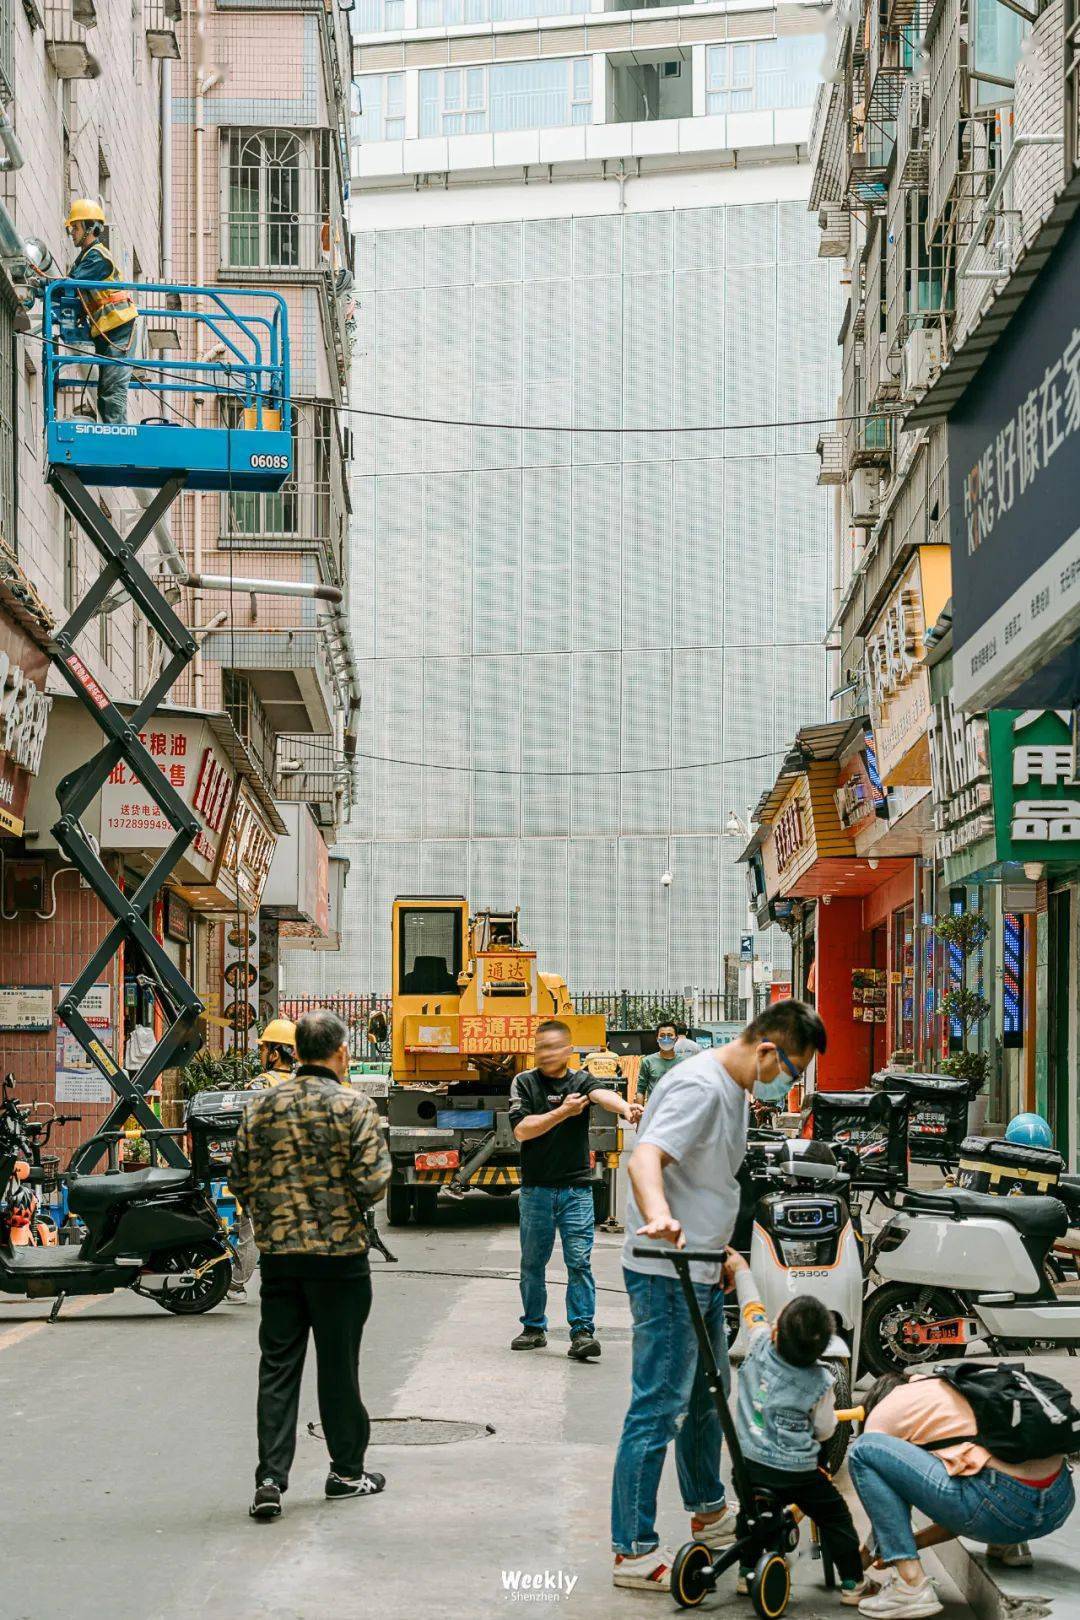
[371,895,625,1226]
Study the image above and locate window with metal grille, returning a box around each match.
[223,671,275,780]
[0,0,11,101]
[0,295,13,554]
[220,130,329,269]
[219,396,300,537]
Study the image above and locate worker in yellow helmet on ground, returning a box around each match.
[246,1018,298,1090]
[39,199,139,424]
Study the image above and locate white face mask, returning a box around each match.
[752,1050,793,1106]
[658,1036,676,1051]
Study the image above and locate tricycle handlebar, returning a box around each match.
[630,1245,726,1264]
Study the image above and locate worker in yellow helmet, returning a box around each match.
[246,1018,298,1090]
[60,198,139,424]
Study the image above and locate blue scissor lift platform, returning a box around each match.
[37,282,295,1183]
[43,280,293,492]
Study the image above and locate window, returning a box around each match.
[0,0,11,101]
[397,906,463,995]
[220,397,299,536]
[223,671,275,780]
[416,0,580,22]
[419,58,593,138]
[22,358,37,460]
[970,0,1029,106]
[353,0,404,27]
[222,130,303,268]
[706,34,824,116]
[355,73,406,143]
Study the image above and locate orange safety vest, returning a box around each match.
[72,241,138,340]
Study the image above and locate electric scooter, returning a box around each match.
[862,1183,1080,1375]
[0,1075,233,1319]
[729,1136,864,1470]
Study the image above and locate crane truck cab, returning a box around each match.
[375,895,624,1226]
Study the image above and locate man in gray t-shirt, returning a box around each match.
[610,1000,827,1593]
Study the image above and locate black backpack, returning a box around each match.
[923,1361,1080,1464]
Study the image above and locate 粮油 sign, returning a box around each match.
[99,717,236,881]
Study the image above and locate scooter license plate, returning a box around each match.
[903,1316,974,1346]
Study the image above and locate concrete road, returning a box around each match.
[0,1196,972,1620]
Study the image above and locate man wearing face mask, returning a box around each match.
[636,1022,686,1105]
[610,1000,827,1592]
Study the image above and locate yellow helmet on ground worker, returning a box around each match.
[261,1018,297,1052]
[247,1017,297,1089]
[65,198,138,341]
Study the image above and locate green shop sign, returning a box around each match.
[989,709,1080,864]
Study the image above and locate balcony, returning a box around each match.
[609,53,692,124]
[816,431,845,485]
[851,411,894,470]
[143,0,180,58]
[210,625,341,741]
[818,203,850,257]
[219,128,353,283]
[274,734,351,829]
[44,0,101,77]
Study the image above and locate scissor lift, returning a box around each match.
[40,280,294,1172]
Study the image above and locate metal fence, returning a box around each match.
[281,990,754,1058]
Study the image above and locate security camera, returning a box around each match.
[660,871,674,887]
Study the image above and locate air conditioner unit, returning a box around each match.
[901,327,941,396]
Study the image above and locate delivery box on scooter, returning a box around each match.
[956,1134,1063,1197]
[811,1087,909,1186]
[872,1070,971,1166]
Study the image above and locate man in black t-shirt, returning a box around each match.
[508,1019,640,1360]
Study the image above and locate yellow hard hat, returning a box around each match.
[260,1017,296,1049]
[66,198,106,230]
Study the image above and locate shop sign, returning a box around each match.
[100,719,235,879]
[0,652,52,836]
[774,796,807,872]
[864,551,951,787]
[947,207,1080,711]
[165,890,192,944]
[0,985,52,1032]
[219,786,277,915]
[835,738,885,832]
[927,689,993,860]
[989,708,1080,863]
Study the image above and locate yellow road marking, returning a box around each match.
[0,1293,103,1353]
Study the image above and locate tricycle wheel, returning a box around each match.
[671,1541,714,1609]
[751,1553,790,1620]
[386,1183,412,1226]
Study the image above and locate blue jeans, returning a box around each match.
[848,1434,1075,1564]
[611,1268,729,1555]
[518,1184,596,1335]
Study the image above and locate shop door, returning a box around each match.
[1047,890,1072,1162]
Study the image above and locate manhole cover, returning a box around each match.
[369,1417,494,1446]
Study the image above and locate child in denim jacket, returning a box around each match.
[727,1249,866,1603]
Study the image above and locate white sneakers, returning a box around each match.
[858,1570,943,1618]
[689,1504,739,1549]
[612,1548,675,1590]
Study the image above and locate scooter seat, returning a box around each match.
[906,1188,1068,1239]
[66,1167,192,1215]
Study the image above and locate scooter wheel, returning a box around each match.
[671,1541,715,1609]
[751,1553,790,1620]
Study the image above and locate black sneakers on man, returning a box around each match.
[567,1330,601,1361]
[511,1328,548,1350]
[325,1470,387,1501]
[249,1480,282,1520]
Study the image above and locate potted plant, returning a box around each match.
[931,911,992,1095]
[122,1132,151,1171]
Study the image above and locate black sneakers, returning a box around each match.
[326,1469,387,1501]
[568,1330,601,1361]
[249,1480,282,1520]
[510,1328,548,1350]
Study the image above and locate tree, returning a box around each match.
[931,910,991,1092]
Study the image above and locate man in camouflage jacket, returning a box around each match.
[229,1008,391,1520]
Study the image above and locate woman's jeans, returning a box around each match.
[848,1434,1075,1564]
[518,1184,596,1335]
[611,1268,730,1555]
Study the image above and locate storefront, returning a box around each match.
[750,723,915,1089]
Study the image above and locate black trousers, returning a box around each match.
[736,1459,864,1584]
[256,1271,373,1489]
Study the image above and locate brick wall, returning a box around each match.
[1015,0,1066,245]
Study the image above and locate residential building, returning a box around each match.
[767,0,1080,1144]
[291,0,843,997]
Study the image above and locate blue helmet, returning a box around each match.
[1005,1112,1054,1150]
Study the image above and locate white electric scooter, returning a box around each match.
[729,1136,865,1470]
[862,1184,1080,1376]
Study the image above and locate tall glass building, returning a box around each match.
[286,0,843,996]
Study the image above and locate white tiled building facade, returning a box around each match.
[293,0,843,995]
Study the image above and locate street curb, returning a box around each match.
[930,1540,1053,1620]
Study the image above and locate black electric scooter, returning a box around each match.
[632,1244,799,1616]
[0,1075,232,1320]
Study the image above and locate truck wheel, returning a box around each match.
[387,1183,412,1226]
[413,1185,439,1224]
[592,1179,611,1224]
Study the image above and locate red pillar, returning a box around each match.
[814,896,874,1091]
